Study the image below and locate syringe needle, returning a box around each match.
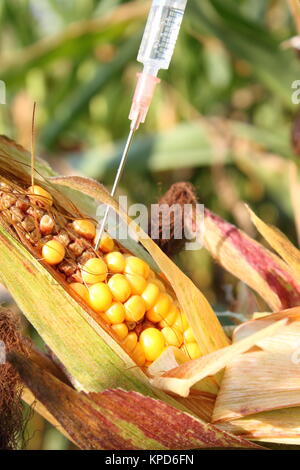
[94,0,187,251]
[94,125,136,250]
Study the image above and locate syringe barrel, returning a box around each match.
[137,0,188,75]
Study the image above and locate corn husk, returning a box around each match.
[8,351,262,450]
[150,320,285,397]
[1,136,254,448]
[1,136,298,447]
[219,407,300,444]
[248,206,300,285]
[211,308,300,443]
[204,208,300,310]
[51,175,229,357]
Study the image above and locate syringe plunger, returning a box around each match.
[129,0,187,129]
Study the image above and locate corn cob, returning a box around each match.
[0,178,201,368]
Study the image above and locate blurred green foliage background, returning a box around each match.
[0,0,299,449]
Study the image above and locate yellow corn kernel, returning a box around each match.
[161,326,183,347]
[141,282,160,310]
[173,312,189,331]
[69,282,89,303]
[125,256,150,279]
[105,251,125,273]
[111,323,128,340]
[181,342,201,360]
[28,185,53,207]
[88,282,112,312]
[108,274,131,303]
[140,328,165,362]
[158,305,180,328]
[183,327,196,343]
[124,295,146,322]
[42,239,65,265]
[123,331,138,352]
[151,278,166,292]
[73,219,96,240]
[125,273,147,295]
[131,342,146,366]
[99,233,114,253]
[105,302,125,324]
[81,257,108,284]
[146,293,171,323]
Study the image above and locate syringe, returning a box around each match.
[95,0,188,249]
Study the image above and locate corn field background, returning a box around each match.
[0,0,299,449]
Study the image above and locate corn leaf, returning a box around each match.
[1,2,147,88]
[9,351,261,450]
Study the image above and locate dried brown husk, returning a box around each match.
[211,309,300,443]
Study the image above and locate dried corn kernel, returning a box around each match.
[183,327,196,343]
[146,293,171,323]
[123,331,138,352]
[124,295,146,322]
[141,282,160,310]
[125,273,147,295]
[82,257,108,284]
[99,233,114,253]
[131,342,146,366]
[42,239,65,265]
[111,323,128,340]
[125,256,150,279]
[108,274,131,303]
[73,219,96,240]
[161,326,183,347]
[69,282,89,303]
[158,305,180,328]
[105,251,125,273]
[181,342,201,360]
[40,214,54,235]
[105,302,125,324]
[140,328,165,362]
[28,185,53,207]
[88,282,112,312]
